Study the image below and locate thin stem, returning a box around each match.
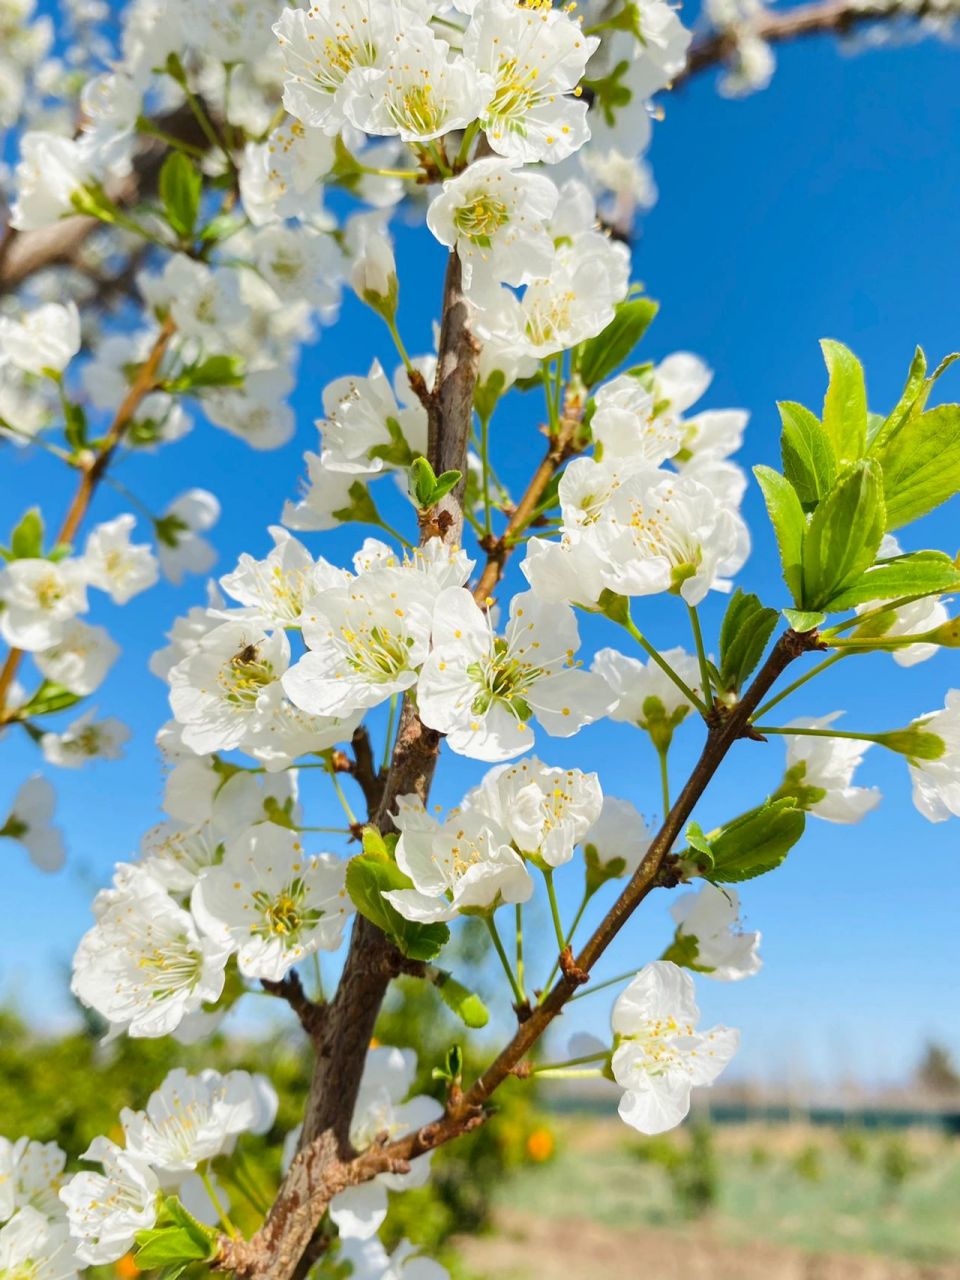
[312,953,325,1003]
[533,1067,605,1080]
[199,1167,238,1238]
[622,616,709,715]
[100,473,159,524]
[822,593,931,637]
[385,317,415,375]
[752,651,847,721]
[688,604,714,710]
[479,411,493,537]
[542,868,566,953]
[540,885,592,999]
[657,744,671,817]
[382,695,399,773]
[296,826,352,834]
[374,516,414,551]
[568,969,636,1002]
[327,767,358,826]
[357,164,422,180]
[754,724,882,744]
[485,915,525,1007]
[515,903,525,998]
[534,1051,608,1073]
[454,120,479,170]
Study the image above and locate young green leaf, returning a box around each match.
[802,459,886,609]
[10,508,44,560]
[159,151,202,240]
[700,799,806,884]
[873,403,960,530]
[820,339,867,464]
[165,354,244,393]
[753,466,806,604]
[346,851,449,962]
[429,968,490,1028]
[782,609,826,632]
[778,400,836,508]
[823,553,960,611]
[717,589,779,694]
[578,297,659,387]
[869,345,927,449]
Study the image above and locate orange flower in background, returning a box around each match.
[526,1127,555,1163]
[114,1255,140,1279]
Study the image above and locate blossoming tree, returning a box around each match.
[1,0,959,1276]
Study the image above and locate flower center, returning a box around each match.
[453,194,510,243]
[137,934,205,1000]
[525,290,576,348]
[343,623,412,683]
[220,646,276,707]
[468,636,544,722]
[251,877,321,942]
[387,80,444,137]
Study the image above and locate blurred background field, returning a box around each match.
[3,970,959,1280]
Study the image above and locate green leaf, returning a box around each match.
[346,851,449,962]
[753,466,806,603]
[63,400,88,452]
[870,345,927,449]
[823,554,960,611]
[778,401,836,508]
[820,339,867,464]
[578,297,659,387]
[700,799,806,884]
[802,460,886,609]
[199,213,246,245]
[18,681,82,718]
[874,403,960,530]
[718,589,779,694]
[782,609,826,632]
[134,1226,212,1270]
[159,151,202,240]
[430,969,489,1028]
[166,354,245,393]
[10,508,44,560]
[408,457,462,510]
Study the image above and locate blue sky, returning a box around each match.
[1,21,958,1084]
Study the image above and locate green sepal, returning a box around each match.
[331,480,382,527]
[782,609,826,633]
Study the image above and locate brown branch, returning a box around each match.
[0,316,175,718]
[0,107,208,297]
[473,397,584,604]
[679,0,950,83]
[223,253,480,1280]
[261,972,326,1043]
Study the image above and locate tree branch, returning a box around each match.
[0,316,175,719]
[679,0,954,83]
[224,253,480,1280]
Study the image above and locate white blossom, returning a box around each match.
[592,645,701,742]
[383,793,533,922]
[191,825,352,980]
[0,557,88,651]
[906,690,960,822]
[610,961,739,1134]
[317,360,427,477]
[418,588,613,761]
[670,883,762,980]
[584,794,653,876]
[779,713,881,823]
[1,774,65,872]
[427,157,559,307]
[282,564,435,718]
[467,756,603,867]
[60,1138,158,1266]
[34,620,119,696]
[10,132,91,231]
[0,1137,66,1221]
[465,0,599,164]
[41,711,130,769]
[121,1068,277,1175]
[71,866,230,1037]
[168,620,289,754]
[156,489,220,586]
[0,302,81,376]
[81,514,158,604]
[220,526,349,628]
[0,1206,78,1280]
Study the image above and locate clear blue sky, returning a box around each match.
[1,19,958,1085]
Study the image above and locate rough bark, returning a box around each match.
[224,253,479,1280]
